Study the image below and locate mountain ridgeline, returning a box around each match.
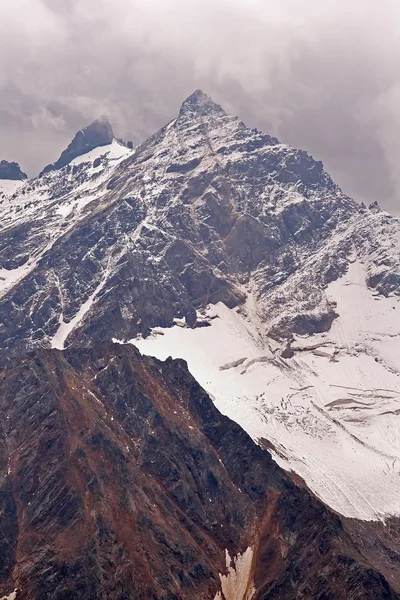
[0,90,399,599]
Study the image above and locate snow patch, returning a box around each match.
[0,262,32,297]
[214,548,255,600]
[69,139,132,167]
[51,267,110,350]
[0,591,17,600]
[0,180,25,197]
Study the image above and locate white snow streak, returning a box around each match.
[69,139,131,167]
[51,268,109,350]
[0,263,32,297]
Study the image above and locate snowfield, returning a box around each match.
[0,180,25,197]
[130,262,400,521]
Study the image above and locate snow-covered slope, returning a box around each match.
[0,139,132,229]
[0,139,133,298]
[131,260,400,520]
[0,179,25,197]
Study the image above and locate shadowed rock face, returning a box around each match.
[0,343,399,600]
[40,117,114,175]
[0,160,27,180]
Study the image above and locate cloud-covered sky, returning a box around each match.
[1,0,399,212]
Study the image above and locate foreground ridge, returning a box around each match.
[0,344,398,599]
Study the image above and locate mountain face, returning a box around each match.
[0,160,27,181]
[0,343,399,600]
[40,116,115,176]
[0,89,400,597]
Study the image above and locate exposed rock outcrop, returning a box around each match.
[0,160,27,180]
[40,116,114,175]
[0,90,399,597]
[0,344,398,599]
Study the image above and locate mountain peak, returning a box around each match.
[0,159,27,181]
[40,117,115,176]
[179,89,226,117]
[94,114,112,125]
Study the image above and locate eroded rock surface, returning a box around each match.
[0,344,399,599]
[0,91,399,598]
[40,117,115,175]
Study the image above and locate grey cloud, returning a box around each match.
[0,0,399,213]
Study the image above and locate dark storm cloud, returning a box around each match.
[1,0,399,213]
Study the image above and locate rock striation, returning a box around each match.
[0,343,398,599]
[0,91,398,363]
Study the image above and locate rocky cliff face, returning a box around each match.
[40,116,115,175]
[0,343,399,600]
[0,160,27,180]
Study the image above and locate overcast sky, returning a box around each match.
[1,0,399,213]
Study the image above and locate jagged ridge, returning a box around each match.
[40,116,115,176]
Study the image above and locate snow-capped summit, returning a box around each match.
[179,89,226,118]
[40,116,115,175]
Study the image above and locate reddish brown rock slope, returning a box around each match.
[0,343,398,599]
